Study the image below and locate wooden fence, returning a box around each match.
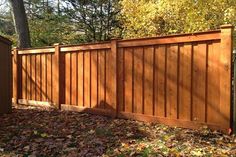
[12,25,234,132]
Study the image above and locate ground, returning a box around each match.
[0,105,236,157]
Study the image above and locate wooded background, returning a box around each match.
[0,0,235,48]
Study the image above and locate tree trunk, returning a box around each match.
[9,0,31,48]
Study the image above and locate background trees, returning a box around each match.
[119,0,236,38]
[1,0,235,47]
[64,0,120,42]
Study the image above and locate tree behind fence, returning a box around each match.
[12,25,234,133]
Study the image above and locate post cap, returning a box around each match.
[220,24,234,29]
[53,43,60,46]
[12,47,18,50]
[111,37,122,40]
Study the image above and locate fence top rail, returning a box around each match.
[60,41,111,52]
[15,41,111,54]
[117,29,221,48]
[118,29,221,42]
[0,36,12,45]
[18,47,55,55]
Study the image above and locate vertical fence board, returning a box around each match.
[207,42,220,124]
[178,44,192,120]
[77,52,84,107]
[144,46,154,115]
[192,43,207,122]
[26,55,31,100]
[18,55,22,99]
[71,53,77,105]
[155,46,166,117]
[41,55,46,101]
[124,48,133,113]
[106,49,114,110]
[91,50,98,108]
[31,55,36,100]
[65,53,71,105]
[166,45,178,119]
[39,55,42,101]
[36,55,41,101]
[98,50,105,108]
[117,48,124,112]
[106,50,110,109]
[46,54,52,102]
[133,47,143,114]
[21,55,26,99]
[84,51,91,108]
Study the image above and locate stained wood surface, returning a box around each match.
[166,45,178,119]
[192,43,206,122]
[133,47,143,114]
[178,44,191,120]
[124,48,133,113]
[155,46,166,117]
[12,26,233,132]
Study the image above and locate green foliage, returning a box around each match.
[1,0,236,47]
[119,0,236,39]
[119,0,158,38]
[24,0,82,47]
[157,0,236,34]
[27,0,121,46]
[64,0,121,42]
[29,13,80,47]
[0,2,17,46]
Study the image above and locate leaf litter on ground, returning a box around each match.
[0,104,235,157]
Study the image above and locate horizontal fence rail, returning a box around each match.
[12,25,234,133]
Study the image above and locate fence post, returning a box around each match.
[220,24,234,132]
[13,47,18,104]
[53,43,61,109]
[233,48,236,134]
[111,38,118,117]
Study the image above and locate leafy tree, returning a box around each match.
[157,0,236,34]
[64,0,121,42]
[119,0,236,40]
[119,0,158,38]
[1,0,236,47]
[0,1,16,44]
[24,0,77,46]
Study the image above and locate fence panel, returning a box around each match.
[16,48,55,106]
[12,25,234,132]
[59,42,116,117]
[116,25,233,132]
